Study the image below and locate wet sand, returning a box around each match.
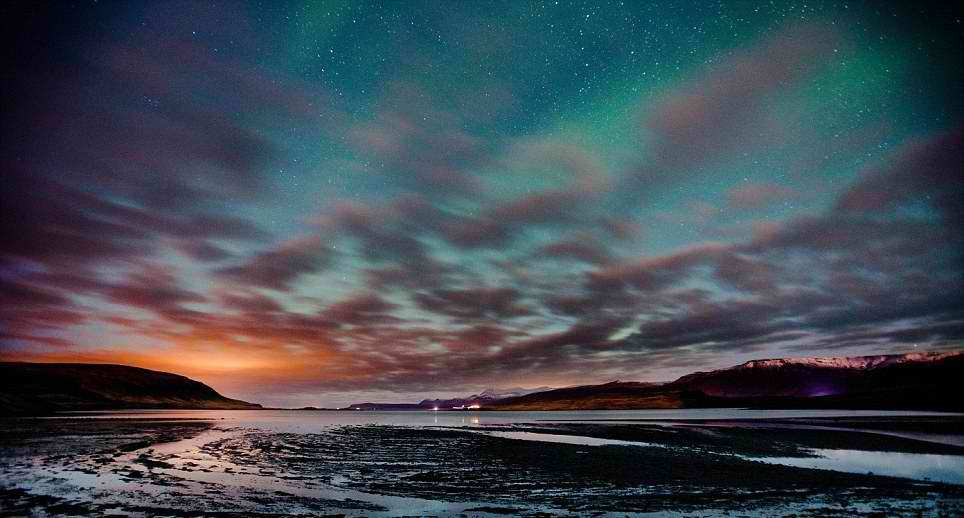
[1,416,962,516]
[472,418,964,457]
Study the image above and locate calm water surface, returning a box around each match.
[55,408,959,430]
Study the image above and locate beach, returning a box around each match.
[2,410,963,516]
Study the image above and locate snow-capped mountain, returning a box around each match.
[733,351,959,371]
[476,387,554,400]
[489,351,964,411]
[352,352,964,411]
[668,350,964,400]
[416,387,556,409]
[348,387,558,410]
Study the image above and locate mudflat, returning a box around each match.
[1,415,962,516]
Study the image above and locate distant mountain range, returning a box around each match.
[0,362,261,415]
[347,351,963,411]
[487,351,964,411]
[4,351,961,414]
[345,387,552,411]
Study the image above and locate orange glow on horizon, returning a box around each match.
[0,340,350,387]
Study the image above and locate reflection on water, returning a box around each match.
[55,408,959,429]
[755,449,964,485]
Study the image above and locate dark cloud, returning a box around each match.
[625,299,781,352]
[438,188,598,250]
[440,217,512,250]
[321,294,398,328]
[726,183,799,210]
[106,265,207,319]
[1,4,321,342]
[216,236,329,291]
[587,243,727,294]
[0,277,85,348]
[606,131,964,360]
[645,24,841,169]
[616,24,843,208]
[219,292,285,315]
[176,240,234,262]
[537,237,613,265]
[835,129,963,228]
[413,288,530,321]
[713,253,777,292]
[350,82,488,197]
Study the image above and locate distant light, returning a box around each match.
[432,406,439,411]
[467,404,480,409]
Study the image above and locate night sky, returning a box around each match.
[2,1,962,407]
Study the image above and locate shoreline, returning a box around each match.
[3,414,964,515]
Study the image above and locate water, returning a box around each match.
[47,408,964,485]
[474,430,663,448]
[756,449,964,485]
[55,407,958,430]
[7,408,964,516]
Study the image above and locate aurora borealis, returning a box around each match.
[2,1,962,407]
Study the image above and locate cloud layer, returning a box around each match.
[2,2,962,407]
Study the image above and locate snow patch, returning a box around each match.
[735,351,961,371]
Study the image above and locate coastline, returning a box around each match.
[3,412,964,516]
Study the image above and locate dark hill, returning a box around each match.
[482,381,667,411]
[488,351,964,411]
[0,362,261,415]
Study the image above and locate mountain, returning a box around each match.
[478,387,555,400]
[487,351,964,411]
[346,402,427,411]
[0,362,261,415]
[416,387,558,410]
[484,381,672,411]
[345,386,555,411]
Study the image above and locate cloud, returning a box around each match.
[1,6,325,345]
[726,183,799,210]
[608,130,964,358]
[536,237,613,265]
[713,252,777,292]
[176,240,233,262]
[320,294,398,328]
[835,129,963,228]
[0,278,85,348]
[349,82,488,197]
[284,129,957,387]
[105,264,208,320]
[646,24,841,169]
[617,24,843,207]
[216,235,329,291]
[439,188,597,250]
[2,6,960,405]
[413,287,530,321]
[587,243,727,294]
[219,292,285,315]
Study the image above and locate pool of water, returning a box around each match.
[753,448,964,485]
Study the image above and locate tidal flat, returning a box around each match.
[1,411,963,517]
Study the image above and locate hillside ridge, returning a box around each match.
[0,362,261,415]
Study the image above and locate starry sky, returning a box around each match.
[2,1,962,407]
